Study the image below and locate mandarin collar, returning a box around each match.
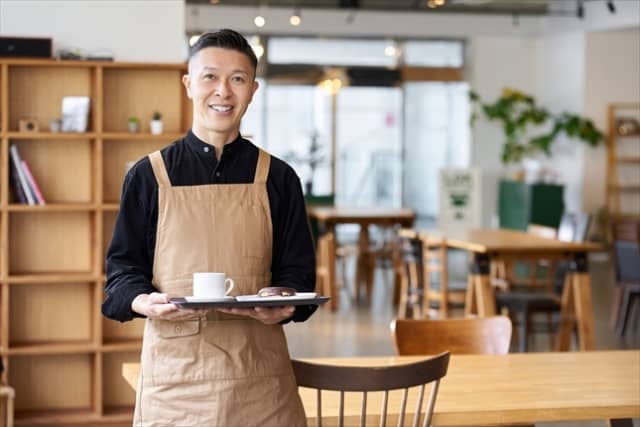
[185,130,244,157]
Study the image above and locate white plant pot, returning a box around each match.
[150,120,163,135]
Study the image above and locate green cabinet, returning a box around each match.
[498,180,564,231]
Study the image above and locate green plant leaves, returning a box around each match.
[469,87,604,164]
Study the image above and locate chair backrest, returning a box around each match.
[611,218,640,283]
[557,212,592,242]
[292,352,450,427]
[390,316,512,355]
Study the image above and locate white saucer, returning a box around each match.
[236,292,317,302]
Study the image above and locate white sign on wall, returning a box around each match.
[439,168,482,229]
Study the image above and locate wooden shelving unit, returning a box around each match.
[0,58,191,426]
[606,103,640,218]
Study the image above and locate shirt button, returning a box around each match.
[175,325,182,333]
[216,172,221,177]
[203,146,210,153]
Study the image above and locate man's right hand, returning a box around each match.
[131,292,207,320]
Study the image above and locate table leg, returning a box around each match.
[556,252,595,351]
[470,253,495,317]
[555,273,575,351]
[355,224,371,303]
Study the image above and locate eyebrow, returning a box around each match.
[200,66,250,75]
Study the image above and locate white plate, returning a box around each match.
[235,292,317,302]
[184,296,236,303]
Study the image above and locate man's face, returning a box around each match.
[183,47,258,141]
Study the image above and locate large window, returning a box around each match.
[238,36,469,222]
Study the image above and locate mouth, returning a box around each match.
[209,104,233,113]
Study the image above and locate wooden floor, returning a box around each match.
[284,254,640,426]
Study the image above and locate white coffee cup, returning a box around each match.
[192,272,235,299]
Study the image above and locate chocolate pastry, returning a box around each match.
[258,286,297,297]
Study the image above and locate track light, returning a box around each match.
[577,0,584,19]
[607,0,616,13]
[289,7,301,26]
[254,15,265,27]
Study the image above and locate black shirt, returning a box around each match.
[102,130,317,323]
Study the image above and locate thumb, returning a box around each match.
[149,292,169,304]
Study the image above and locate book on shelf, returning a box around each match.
[21,160,46,205]
[9,156,27,204]
[8,144,45,205]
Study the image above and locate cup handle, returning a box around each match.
[225,278,234,295]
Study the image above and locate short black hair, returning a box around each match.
[189,29,258,72]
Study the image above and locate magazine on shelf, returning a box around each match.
[9,144,35,205]
[9,158,27,204]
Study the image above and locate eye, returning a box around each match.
[231,75,246,84]
[203,73,215,81]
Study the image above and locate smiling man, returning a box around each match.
[102,29,315,426]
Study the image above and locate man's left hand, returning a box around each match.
[216,306,295,324]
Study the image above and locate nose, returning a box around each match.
[214,78,231,98]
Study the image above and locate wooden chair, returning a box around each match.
[316,231,338,311]
[292,352,450,427]
[396,234,425,319]
[390,316,512,355]
[420,233,467,319]
[610,217,640,337]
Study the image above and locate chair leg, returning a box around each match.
[610,285,623,329]
[616,286,632,337]
[518,308,530,353]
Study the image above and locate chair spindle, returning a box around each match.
[397,388,408,427]
[412,384,425,427]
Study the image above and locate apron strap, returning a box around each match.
[254,148,271,184]
[148,151,172,187]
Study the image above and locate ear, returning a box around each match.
[249,80,259,102]
[182,74,193,99]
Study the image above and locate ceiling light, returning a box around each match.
[290,8,302,26]
[434,0,446,5]
[209,0,220,4]
[254,15,266,27]
[189,35,200,47]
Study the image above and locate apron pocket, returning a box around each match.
[242,204,269,259]
[148,320,202,385]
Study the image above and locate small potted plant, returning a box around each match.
[150,111,163,135]
[127,116,140,133]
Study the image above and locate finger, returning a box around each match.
[150,303,179,317]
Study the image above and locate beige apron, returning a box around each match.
[133,148,307,427]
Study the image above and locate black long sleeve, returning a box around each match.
[102,131,317,323]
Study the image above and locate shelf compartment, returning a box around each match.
[9,139,93,204]
[103,317,145,346]
[14,408,97,426]
[9,282,94,348]
[102,351,139,413]
[103,211,117,259]
[102,68,185,133]
[8,66,94,133]
[8,211,93,274]
[102,138,170,203]
[10,353,93,412]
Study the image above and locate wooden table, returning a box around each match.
[122,351,640,426]
[308,207,415,309]
[409,228,601,351]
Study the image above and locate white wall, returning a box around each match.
[0,0,186,62]
[467,36,538,227]
[583,28,640,213]
[535,32,586,214]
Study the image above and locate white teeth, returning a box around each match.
[210,105,232,112]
